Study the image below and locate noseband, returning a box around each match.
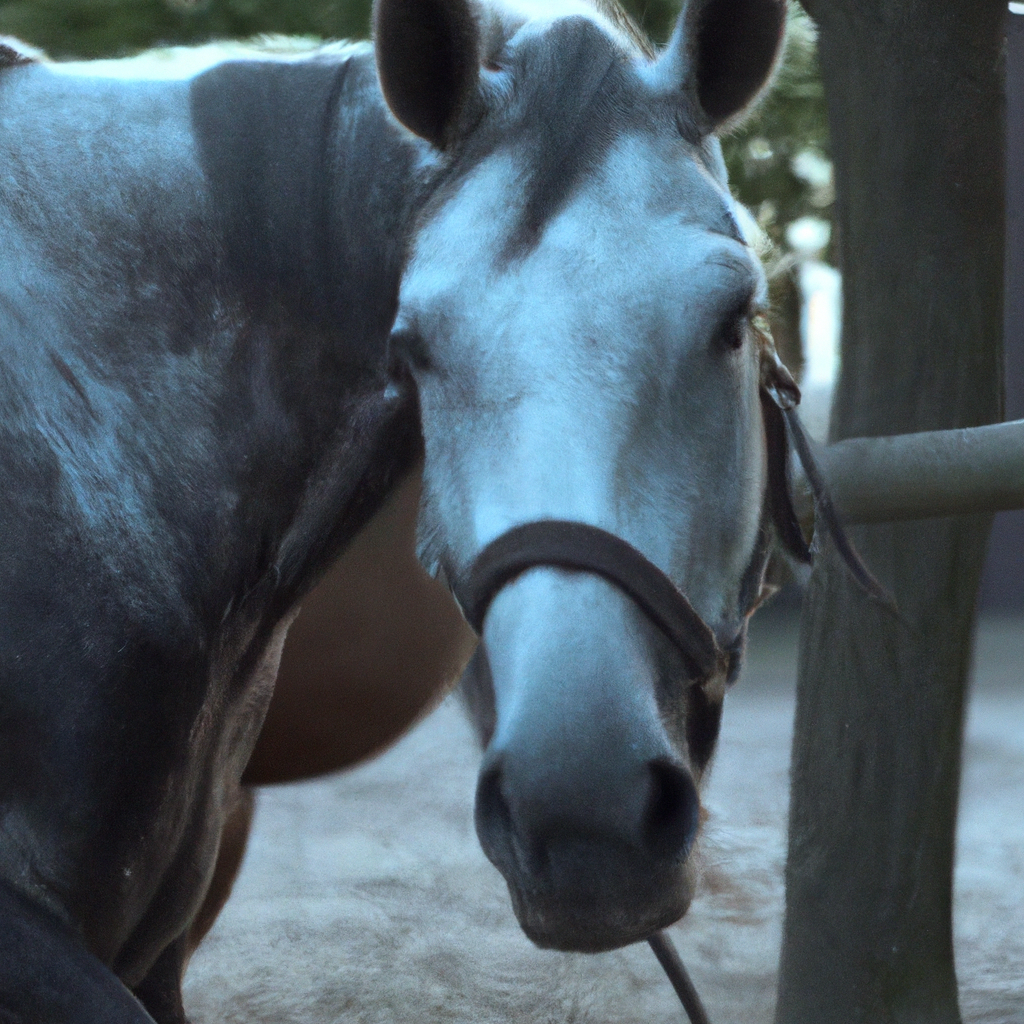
[456,519,727,684]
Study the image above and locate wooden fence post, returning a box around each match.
[774,3,1005,1021]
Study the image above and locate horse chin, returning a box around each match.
[499,858,696,953]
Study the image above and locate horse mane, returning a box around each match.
[0,38,38,70]
[589,0,657,59]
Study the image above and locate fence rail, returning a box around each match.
[793,418,1024,527]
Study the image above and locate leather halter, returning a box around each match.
[455,520,728,683]
[454,320,817,681]
[450,326,882,1024]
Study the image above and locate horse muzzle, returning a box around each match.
[474,738,701,951]
[454,521,723,951]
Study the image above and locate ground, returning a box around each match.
[183,611,1024,1024]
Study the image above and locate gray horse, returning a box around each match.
[0,0,795,1020]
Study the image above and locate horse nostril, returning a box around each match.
[643,759,700,863]
[475,757,515,857]
[475,756,551,877]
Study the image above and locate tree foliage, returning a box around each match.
[0,1,372,58]
[0,0,677,58]
[721,7,831,262]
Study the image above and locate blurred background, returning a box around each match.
[1,0,1019,609]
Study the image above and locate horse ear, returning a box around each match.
[373,0,481,149]
[654,0,787,132]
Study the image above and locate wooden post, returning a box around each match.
[981,7,1024,606]
[774,2,1005,1021]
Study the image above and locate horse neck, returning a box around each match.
[189,46,434,369]
[173,51,436,602]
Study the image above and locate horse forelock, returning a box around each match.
[420,11,674,268]
[475,0,653,62]
[589,0,656,58]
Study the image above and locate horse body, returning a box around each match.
[0,0,790,1018]
[0,43,429,1017]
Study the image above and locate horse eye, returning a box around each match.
[712,311,748,353]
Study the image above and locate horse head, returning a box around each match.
[375,0,794,952]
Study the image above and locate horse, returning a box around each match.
[0,0,804,1019]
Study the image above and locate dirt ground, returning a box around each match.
[183,613,1023,1024]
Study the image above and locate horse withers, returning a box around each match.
[0,0,792,1020]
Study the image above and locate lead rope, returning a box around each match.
[648,931,712,1024]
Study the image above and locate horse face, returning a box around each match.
[376,0,786,951]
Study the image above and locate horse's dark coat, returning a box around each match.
[189,54,425,357]
[0,45,429,1022]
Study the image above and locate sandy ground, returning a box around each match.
[183,613,1024,1023]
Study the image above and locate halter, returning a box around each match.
[456,519,727,682]
[451,321,887,1024]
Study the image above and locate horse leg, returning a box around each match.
[0,879,155,1023]
[128,786,255,1024]
[131,934,189,1024]
[185,785,255,958]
